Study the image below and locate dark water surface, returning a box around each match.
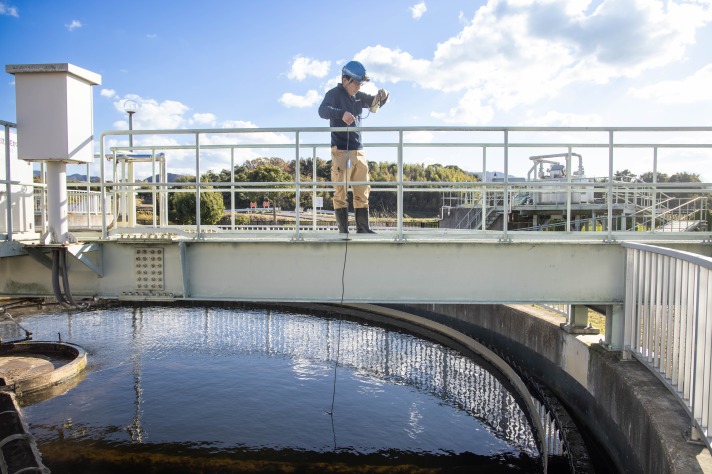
[17,304,545,473]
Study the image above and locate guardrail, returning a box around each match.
[93,126,712,241]
[623,242,712,449]
[3,125,710,242]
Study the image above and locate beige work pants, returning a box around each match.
[331,147,370,209]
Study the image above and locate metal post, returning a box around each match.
[607,131,614,242]
[294,131,301,240]
[397,130,404,240]
[230,148,236,230]
[123,100,138,229]
[502,130,509,241]
[100,134,107,238]
[312,146,317,230]
[45,161,69,243]
[3,123,12,241]
[652,147,658,233]
[566,147,572,233]
[482,146,487,231]
[195,133,201,236]
[606,304,625,351]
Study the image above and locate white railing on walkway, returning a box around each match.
[33,183,112,232]
[3,124,712,242]
[96,125,712,241]
[623,242,712,449]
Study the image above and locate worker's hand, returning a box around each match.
[342,111,356,125]
[376,89,389,104]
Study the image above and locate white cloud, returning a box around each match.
[191,112,217,126]
[65,20,82,31]
[630,64,712,104]
[100,89,116,98]
[410,1,427,19]
[356,0,712,124]
[106,95,294,176]
[113,95,189,130]
[288,56,330,81]
[279,90,321,108]
[430,89,494,124]
[0,1,18,17]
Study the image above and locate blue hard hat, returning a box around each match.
[342,61,370,82]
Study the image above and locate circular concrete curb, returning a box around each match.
[0,342,87,474]
[0,342,87,396]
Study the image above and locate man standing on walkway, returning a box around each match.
[318,60,389,234]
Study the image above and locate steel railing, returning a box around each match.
[92,126,712,242]
[2,125,710,242]
[623,242,712,449]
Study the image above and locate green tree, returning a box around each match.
[639,171,670,183]
[169,183,225,225]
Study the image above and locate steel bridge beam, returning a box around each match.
[0,239,639,304]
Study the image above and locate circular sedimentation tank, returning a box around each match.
[4,302,597,473]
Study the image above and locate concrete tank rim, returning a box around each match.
[0,340,87,395]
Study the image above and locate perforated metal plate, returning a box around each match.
[134,247,165,291]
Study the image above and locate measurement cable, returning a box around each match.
[327,121,353,451]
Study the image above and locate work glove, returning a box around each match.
[370,89,389,113]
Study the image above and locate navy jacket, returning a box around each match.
[318,83,385,150]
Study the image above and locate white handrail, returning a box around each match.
[623,242,712,449]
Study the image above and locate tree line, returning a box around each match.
[164,157,476,224]
[135,162,706,225]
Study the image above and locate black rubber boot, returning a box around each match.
[355,208,376,234]
[335,208,349,234]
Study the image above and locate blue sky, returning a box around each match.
[2,0,712,179]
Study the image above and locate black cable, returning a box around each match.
[60,248,86,308]
[51,249,72,308]
[327,122,352,449]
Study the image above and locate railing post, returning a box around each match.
[195,132,201,237]
[294,131,302,241]
[312,146,317,230]
[482,146,487,231]
[397,130,404,241]
[501,130,509,242]
[651,146,658,233]
[4,123,13,241]
[607,130,614,242]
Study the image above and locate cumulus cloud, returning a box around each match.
[65,20,82,31]
[279,90,321,108]
[410,1,427,19]
[430,89,495,124]
[108,96,291,175]
[630,64,712,104]
[191,112,217,126]
[112,96,189,130]
[0,1,18,16]
[100,89,116,98]
[288,56,330,80]
[356,0,712,124]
